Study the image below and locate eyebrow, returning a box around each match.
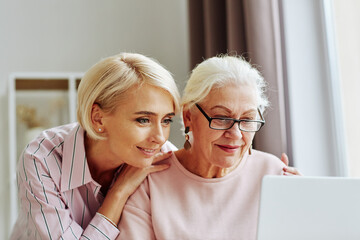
[210,105,232,114]
[210,105,257,115]
[134,111,175,117]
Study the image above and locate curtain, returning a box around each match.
[188,0,293,163]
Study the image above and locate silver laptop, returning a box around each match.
[257,176,360,240]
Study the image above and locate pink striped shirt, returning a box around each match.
[10,123,176,240]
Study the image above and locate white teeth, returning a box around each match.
[142,148,155,153]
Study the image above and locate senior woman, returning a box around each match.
[117,55,300,240]
[10,52,180,239]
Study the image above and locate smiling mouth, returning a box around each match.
[137,146,159,156]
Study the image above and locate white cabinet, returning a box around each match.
[8,72,83,230]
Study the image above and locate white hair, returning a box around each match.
[182,55,269,111]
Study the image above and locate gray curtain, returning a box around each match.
[188,0,293,163]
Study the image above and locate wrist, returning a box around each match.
[108,182,134,199]
[98,187,130,226]
[96,212,117,228]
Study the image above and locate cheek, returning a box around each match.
[243,133,255,145]
[193,129,223,146]
[191,118,223,146]
[163,127,171,140]
[109,132,135,148]
[110,125,142,145]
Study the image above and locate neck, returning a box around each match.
[175,149,239,178]
[84,134,121,190]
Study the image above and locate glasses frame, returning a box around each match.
[195,103,265,132]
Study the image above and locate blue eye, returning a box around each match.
[136,118,150,124]
[162,118,173,125]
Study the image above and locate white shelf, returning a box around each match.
[8,72,83,231]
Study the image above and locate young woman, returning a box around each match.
[10,52,180,239]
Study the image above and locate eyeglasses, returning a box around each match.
[195,104,265,132]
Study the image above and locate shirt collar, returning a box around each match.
[60,124,94,192]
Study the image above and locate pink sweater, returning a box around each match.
[118,150,285,240]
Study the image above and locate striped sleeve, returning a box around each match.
[81,214,120,240]
[16,135,120,239]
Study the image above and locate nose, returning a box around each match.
[224,122,243,139]
[150,123,166,144]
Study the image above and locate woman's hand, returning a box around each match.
[98,151,172,226]
[113,151,173,196]
[280,153,303,176]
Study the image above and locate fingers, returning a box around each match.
[112,162,171,195]
[280,153,303,176]
[152,151,173,164]
[147,164,171,174]
[283,166,303,176]
[281,153,289,166]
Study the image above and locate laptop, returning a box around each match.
[257,176,360,240]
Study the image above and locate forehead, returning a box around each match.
[202,83,258,110]
[117,83,175,113]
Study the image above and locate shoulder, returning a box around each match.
[24,123,78,154]
[19,123,80,171]
[18,123,83,189]
[147,153,178,181]
[250,149,281,162]
[247,149,286,174]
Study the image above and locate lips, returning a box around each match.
[216,144,240,153]
[137,146,159,157]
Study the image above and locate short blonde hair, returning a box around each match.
[182,55,269,110]
[77,52,180,140]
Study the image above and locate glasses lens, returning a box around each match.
[240,121,262,131]
[210,118,234,129]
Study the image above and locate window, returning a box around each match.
[332,0,360,177]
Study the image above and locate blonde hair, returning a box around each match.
[182,55,269,110]
[77,52,180,140]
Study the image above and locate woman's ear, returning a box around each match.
[91,103,105,132]
[182,104,192,129]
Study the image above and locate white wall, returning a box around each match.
[0,0,189,237]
